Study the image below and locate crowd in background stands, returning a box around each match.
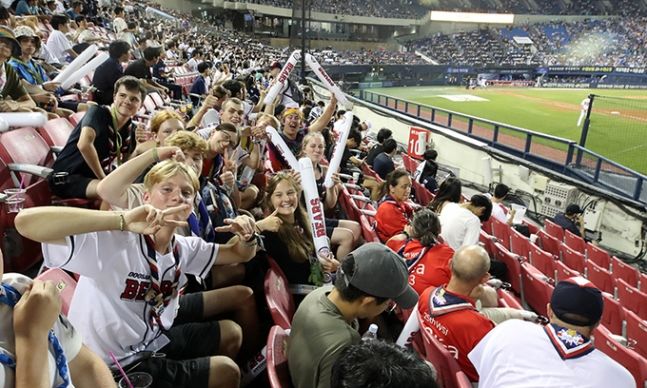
[409,17,647,67]
[235,0,647,17]
[241,0,427,19]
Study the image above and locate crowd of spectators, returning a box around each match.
[236,0,647,18]
[409,17,647,67]
[0,0,639,387]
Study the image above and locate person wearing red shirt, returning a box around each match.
[387,208,454,295]
[375,169,414,242]
[418,245,496,382]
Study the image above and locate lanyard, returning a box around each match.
[110,107,123,165]
[142,235,181,330]
[0,283,71,387]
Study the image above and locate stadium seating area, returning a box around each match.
[235,0,647,17]
[409,17,647,67]
[1,0,647,387]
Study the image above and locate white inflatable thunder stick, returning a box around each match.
[304,53,353,110]
[323,111,354,189]
[263,50,301,106]
[265,126,300,171]
[395,306,420,348]
[61,52,110,90]
[298,157,333,269]
[0,112,47,132]
[52,44,99,83]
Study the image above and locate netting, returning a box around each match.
[584,95,647,174]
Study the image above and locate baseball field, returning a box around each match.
[365,86,647,174]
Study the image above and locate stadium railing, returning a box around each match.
[359,89,647,205]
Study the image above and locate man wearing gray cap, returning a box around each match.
[469,276,634,387]
[287,243,418,388]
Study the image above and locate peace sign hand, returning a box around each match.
[123,204,191,235]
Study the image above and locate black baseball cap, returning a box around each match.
[338,243,418,309]
[565,204,584,215]
[551,277,603,326]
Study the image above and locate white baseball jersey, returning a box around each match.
[469,319,634,388]
[0,274,82,388]
[42,231,218,363]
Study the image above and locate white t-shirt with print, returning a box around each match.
[469,319,634,388]
[42,231,218,363]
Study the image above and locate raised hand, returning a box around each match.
[256,208,283,233]
[215,215,256,241]
[123,204,191,235]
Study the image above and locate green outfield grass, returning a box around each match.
[366,86,647,174]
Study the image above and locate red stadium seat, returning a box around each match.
[563,229,586,254]
[0,127,54,187]
[537,230,561,258]
[612,256,640,288]
[600,293,625,335]
[560,243,586,273]
[625,309,647,359]
[36,268,77,316]
[509,228,530,259]
[554,260,580,282]
[544,219,564,241]
[38,118,74,149]
[593,325,647,388]
[359,215,379,243]
[616,279,647,320]
[479,230,497,258]
[264,257,295,329]
[586,242,611,270]
[497,288,523,310]
[585,260,615,295]
[521,262,554,316]
[1,178,52,273]
[67,111,86,126]
[528,243,556,278]
[266,325,293,388]
[492,242,523,295]
[491,217,511,250]
[454,371,472,388]
[640,273,647,292]
[412,179,434,207]
[418,314,464,388]
[481,217,493,235]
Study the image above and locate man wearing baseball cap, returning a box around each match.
[469,277,633,387]
[288,243,418,388]
[553,203,585,238]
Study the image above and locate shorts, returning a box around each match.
[130,293,220,388]
[325,217,340,238]
[47,172,93,199]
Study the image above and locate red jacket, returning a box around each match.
[419,286,495,382]
[387,238,454,295]
[375,197,414,242]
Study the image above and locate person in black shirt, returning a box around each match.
[92,40,130,105]
[373,138,397,180]
[48,76,146,199]
[124,46,168,96]
[366,128,392,167]
[553,204,585,238]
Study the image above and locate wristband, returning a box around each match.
[152,147,160,163]
[118,213,125,231]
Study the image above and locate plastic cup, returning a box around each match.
[119,372,153,388]
[4,188,26,213]
[352,172,360,182]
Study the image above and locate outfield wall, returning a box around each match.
[310,82,646,259]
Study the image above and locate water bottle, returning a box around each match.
[362,324,378,341]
